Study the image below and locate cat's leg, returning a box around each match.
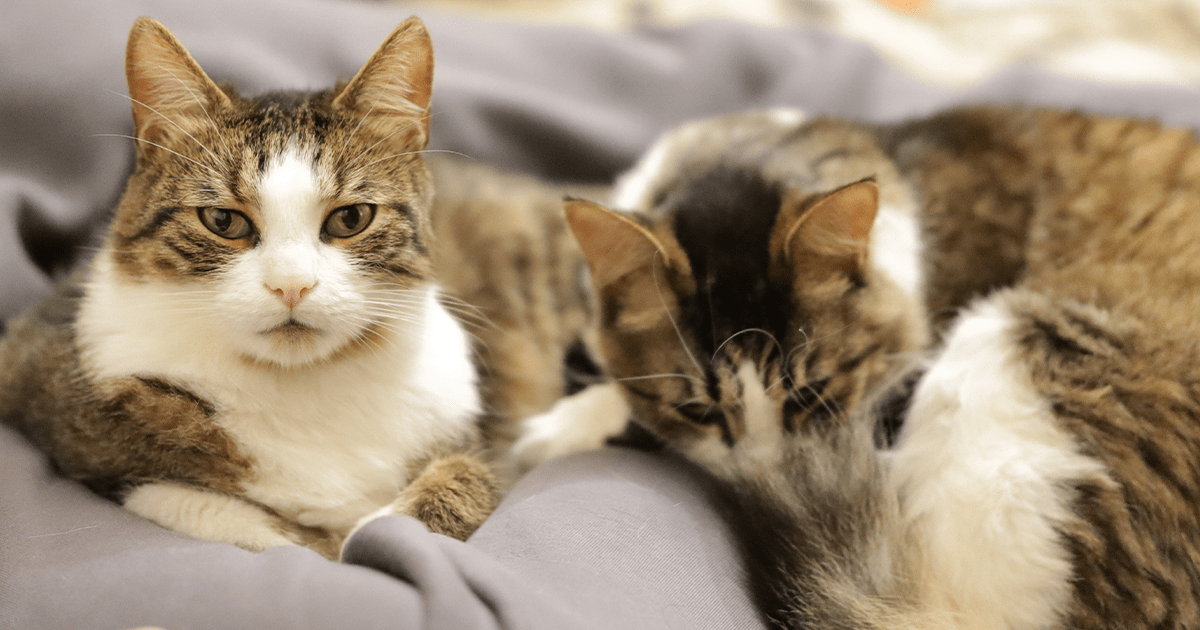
[346,453,499,553]
[123,482,300,552]
[507,381,631,475]
[887,292,1110,630]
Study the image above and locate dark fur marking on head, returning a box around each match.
[121,207,184,245]
[789,377,833,425]
[665,166,793,359]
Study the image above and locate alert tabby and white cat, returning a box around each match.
[532,107,1200,629]
[0,17,503,559]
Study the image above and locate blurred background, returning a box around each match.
[395,0,1200,87]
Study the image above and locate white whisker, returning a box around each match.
[93,133,221,179]
[652,253,704,375]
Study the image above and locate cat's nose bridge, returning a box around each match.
[262,242,318,309]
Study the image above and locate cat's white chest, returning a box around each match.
[216,354,470,532]
[77,274,481,534]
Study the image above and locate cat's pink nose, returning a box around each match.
[266,283,314,309]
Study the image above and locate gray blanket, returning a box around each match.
[4,0,1200,628]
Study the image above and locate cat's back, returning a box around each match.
[427,155,604,457]
[878,106,1200,332]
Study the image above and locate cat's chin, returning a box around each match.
[262,319,322,340]
[240,320,389,370]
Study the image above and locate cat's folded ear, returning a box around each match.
[564,199,687,331]
[332,17,434,148]
[125,18,232,144]
[770,178,879,284]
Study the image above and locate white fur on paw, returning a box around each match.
[124,483,297,552]
[510,382,631,474]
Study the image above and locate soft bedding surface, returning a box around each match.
[4,0,1200,629]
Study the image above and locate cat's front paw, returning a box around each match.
[390,453,500,541]
[509,382,632,475]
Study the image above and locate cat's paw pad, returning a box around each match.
[392,454,500,540]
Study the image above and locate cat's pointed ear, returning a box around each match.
[564,199,669,288]
[125,18,231,142]
[771,178,879,281]
[565,199,685,330]
[332,17,434,148]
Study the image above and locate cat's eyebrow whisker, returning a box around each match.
[355,150,425,171]
[334,85,392,174]
[712,328,784,364]
[336,83,432,177]
[652,253,705,376]
[615,373,706,386]
[105,88,225,169]
[357,148,473,171]
[157,67,235,157]
[93,133,222,179]
[339,108,454,177]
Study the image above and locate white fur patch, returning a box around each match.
[612,109,808,211]
[887,296,1109,630]
[612,127,678,210]
[508,382,631,475]
[766,107,807,127]
[124,483,297,551]
[259,147,323,245]
[870,202,924,301]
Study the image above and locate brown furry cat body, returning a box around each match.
[426,155,606,472]
[0,18,500,559]
[555,107,1200,629]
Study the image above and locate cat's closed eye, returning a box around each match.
[198,207,254,240]
[674,401,728,428]
[323,203,376,239]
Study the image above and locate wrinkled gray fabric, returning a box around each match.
[4,0,1200,628]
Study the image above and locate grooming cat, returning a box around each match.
[545,107,1200,629]
[0,17,499,560]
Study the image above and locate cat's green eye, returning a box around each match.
[324,203,376,239]
[198,207,253,240]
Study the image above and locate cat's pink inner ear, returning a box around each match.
[124,18,230,141]
[781,178,879,266]
[332,17,433,142]
[564,199,667,289]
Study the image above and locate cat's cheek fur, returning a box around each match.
[887,294,1111,630]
